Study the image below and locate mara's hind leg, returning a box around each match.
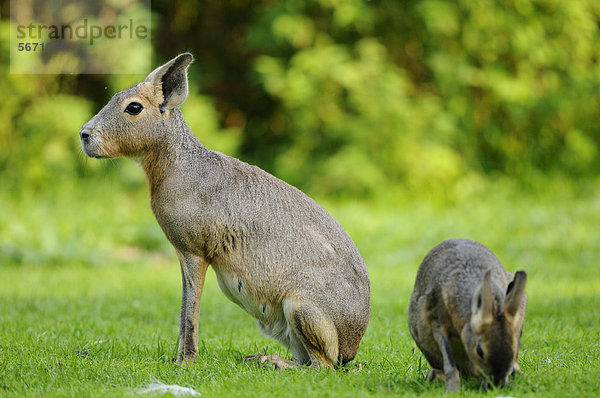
[244,311,311,370]
[244,300,339,370]
[284,300,339,368]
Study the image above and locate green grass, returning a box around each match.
[1,177,599,397]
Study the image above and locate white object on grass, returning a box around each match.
[136,382,201,396]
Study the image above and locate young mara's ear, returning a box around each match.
[504,270,527,318]
[145,53,194,112]
[473,269,494,326]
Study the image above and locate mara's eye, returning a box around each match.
[476,343,484,359]
[125,102,143,115]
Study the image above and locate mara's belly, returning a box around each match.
[212,265,309,361]
[212,265,283,323]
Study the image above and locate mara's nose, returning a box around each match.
[80,118,96,140]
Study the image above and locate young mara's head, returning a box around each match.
[79,53,193,159]
[461,270,527,386]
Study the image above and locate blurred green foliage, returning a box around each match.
[1,0,599,198]
[244,0,600,195]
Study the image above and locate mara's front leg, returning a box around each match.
[175,251,209,363]
[432,323,460,392]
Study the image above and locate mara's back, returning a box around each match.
[412,239,507,293]
[152,142,369,293]
[409,239,511,330]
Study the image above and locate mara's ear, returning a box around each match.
[473,269,494,326]
[145,53,194,112]
[504,270,527,318]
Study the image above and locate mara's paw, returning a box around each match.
[512,362,523,376]
[244,354,298,370]
[445,369,460,392]
[427,368,445,382]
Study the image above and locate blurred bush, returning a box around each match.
[243,0,600,195]
[1,0,599,198]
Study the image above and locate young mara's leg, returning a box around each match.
[176,251,209,364]
[431,323,460,392]
[418,347,446,383]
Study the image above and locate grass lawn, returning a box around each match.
[1,177,599,397]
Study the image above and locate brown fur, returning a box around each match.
[79,53,371,368]
[408,238,527,391]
